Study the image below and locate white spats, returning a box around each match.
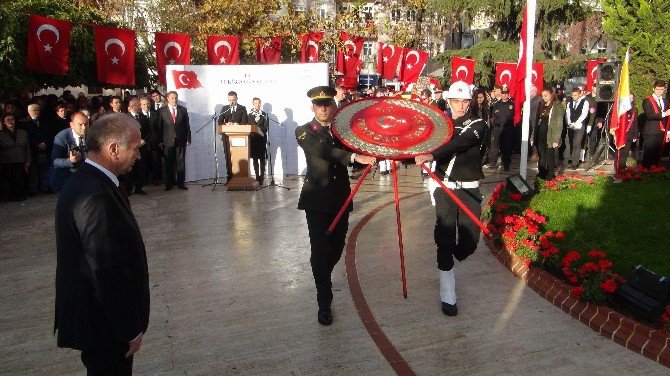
[439,269,456,305]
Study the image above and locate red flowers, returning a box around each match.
[572,286,584,299]
[615,165,670,181]
[562,251,581,267]
[509,193,522,201]
[600,278,618,294]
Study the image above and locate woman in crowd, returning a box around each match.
[471,88,491,163]
[0,114,31,201]
[531,88,565,181]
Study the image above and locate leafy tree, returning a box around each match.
[427,0,590,59]
[602,0,670,106]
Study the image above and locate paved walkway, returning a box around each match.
[0,161,666,375]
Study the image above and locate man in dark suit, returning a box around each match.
[140,96,162,185]
[157,91,191,191]
[430,87,447,112]
[49,112,88,192]
[218,91,248,182]
[20,103,52,194]
[641,80,670,167]
[126,98,151,195]
[295,86,375,326]
[55,113,149,375]
[248,97,269,184]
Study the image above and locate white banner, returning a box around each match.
[165,63,329,182]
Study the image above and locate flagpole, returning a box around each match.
[520,0,536,180]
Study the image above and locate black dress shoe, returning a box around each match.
[165,186,173,191]
[135,189,147,195]
[441,302,458,316]
[178,185,188,190]
[317,308,333,326]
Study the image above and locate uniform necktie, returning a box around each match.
[170,107,176,122]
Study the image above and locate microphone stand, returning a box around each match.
[196,109,226,191]
[258,115,290,190]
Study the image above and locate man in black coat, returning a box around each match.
[641,80,670,167]
[248,97,269,184]
[140,96,162,184]
[415,81,486,317]
[55,113,149,375]
[295,86,375,326]
[20,103,52,194]
[218,91,249,182]
[158,91,191,191]
[126,98,151,195]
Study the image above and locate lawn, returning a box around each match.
[528,179,670,278]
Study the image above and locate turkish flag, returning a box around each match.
[27,15,71,75]
[336,31,364,87]
[94,26,135,86]
[376,43,402,80]
[531,62,544,93]
[400,48,429,83]
[495,62,516,89]
[171,70,203,89]
[450,56,475,84]
[207,35,239,65]
[257,36,282,64]
[300,32,323,63]
[586,58,606,92]
[155,32,191,86]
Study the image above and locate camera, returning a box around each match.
[69,143,88,155]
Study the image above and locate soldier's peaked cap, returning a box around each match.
[307,86,337,105]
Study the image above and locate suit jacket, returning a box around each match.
[642,96,669,135]
[142,109,161,149]
[50,128,85,192]
[248,109,269,158]
[157,105,191,148]
[218,104,248,125]
[295,118,353,214]
[54,162,150,351]
[128,112,151,152]
[0,128,31,164]
[19,116,52,157]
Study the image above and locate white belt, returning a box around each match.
[443,180,479,189]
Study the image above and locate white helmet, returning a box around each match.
[445,81,472,100]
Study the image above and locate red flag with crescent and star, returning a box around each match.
[27,15,71,75]
[376,42,402,80]
[450,56,475,85]
[300,32,323,63]
[586,58,606,93]
[495,62,516,89]
[155,32,191,86]
[400,48,429,83]
[531,62,544,93]
[94,25,135,86]
[336,32,364,88]
[171,70,203,89]
[256,36,282,64]
[207,35,239,65]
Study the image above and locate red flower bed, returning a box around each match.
[485,169,670,332]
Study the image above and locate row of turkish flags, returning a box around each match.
[27,15,430,88]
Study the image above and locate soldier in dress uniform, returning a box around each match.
[487,85,515,171]
[295,86,376,326]
[414,81,487,316]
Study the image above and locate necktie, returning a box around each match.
[78,136,84,147]
[171,107,176,122]
[135,114,139,120]
[658,98,663,111]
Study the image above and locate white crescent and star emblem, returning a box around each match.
[307,40,319,62]
[500,69,513,84]
[455,65,469,79]
[36,24,60,53]
[343,40,357,55]
[163,41,182,65]
[104,38,126,65]
[590,65,598,80]
[178,73,189,86]
[376,116,406,129]
[405,50,420,69]
[531,69,538,82]
[213,40,231,63]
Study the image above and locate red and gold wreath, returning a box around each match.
[332,98,454,159]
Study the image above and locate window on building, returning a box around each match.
[596,41,607,53]
[391,9,402,22]
[363,4,374,20]
[363,41,374,57]
[407,9,416,22]
[319,5,328,18]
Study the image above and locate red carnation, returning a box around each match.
[510,193,522,201]
[600,278,618,294]
[571,286,584,299]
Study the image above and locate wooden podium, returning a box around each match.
[218,124,261,191]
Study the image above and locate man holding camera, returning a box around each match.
[50,112,88,192]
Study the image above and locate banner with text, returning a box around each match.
[166,63,329,182]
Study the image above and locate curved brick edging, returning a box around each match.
[485,236,670,368]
